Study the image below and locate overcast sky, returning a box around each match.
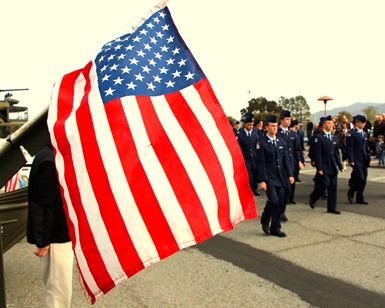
[2,0,385,121]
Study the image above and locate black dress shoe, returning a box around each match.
[289,200,296,204]
[270,230,287,237]
[280,213,288,222]
[356,201,369,205]
[327,209,341,214]
[347,193,353,204]
[296,179,302,182]
[254,190,261,196]
[262,224,270,235]
[309,195,316,209]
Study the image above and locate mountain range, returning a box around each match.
[312,102,385,122]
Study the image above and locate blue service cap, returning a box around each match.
[354,114,366,123]
[280,110,291,118]
[324,115,333,121]
[235,120,240,124]
[290,119,298,127]
[254,119,261,125]
[244,116,253,123]
[265,115,277,124]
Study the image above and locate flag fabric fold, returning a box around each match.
[47,3,256,303]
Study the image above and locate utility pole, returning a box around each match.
[246,90,253,101]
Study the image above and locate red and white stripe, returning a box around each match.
[6,172,20,192]
[48,61,256,303]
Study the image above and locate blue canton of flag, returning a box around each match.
[95,7,205,103]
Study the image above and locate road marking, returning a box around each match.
[300,170,317,173]
[370,177,385,181]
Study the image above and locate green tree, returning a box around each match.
[362,106,378,124]
[337,111,352,123]
[227,116,237,126]
[278,95,311,123]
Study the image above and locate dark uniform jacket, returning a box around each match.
[346,128,371,168]
[237,128,259,169]
[312,132,343,174]
[277,127,302,170]
[27,145,70,248]
[256,136,293,187]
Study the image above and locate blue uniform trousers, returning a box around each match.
[261,184,284,233]
[311,173,338,211]
[348,166,368,203]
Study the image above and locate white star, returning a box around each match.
[107,54,115,61]
[114,44,122,51]
[100,65,108,72]
[133,36,141,42]
[159,67,169,74]
[104,87,115,96]
[125,44,134,51]
[153,75,162,83]
[102,74,111,82]
[143,43,152,51]
[154,52,162,60]
[147,82,156,91]
[109,64,118,71]
[165,80,175,88]
[153,17,160,24]
[166,36,174,43]
[172,48,180,55]
[185,71,194,80]
[135,73,145,81]
[148,59,157,67]
[114,38,122,42]
[172,70,181,78]
[105,42,112,47]
[162,24,169,31]
[129,58,139,65]
[137,50,146,57]
[160,45,169,52]
[156,31,164,39]
[166,58,175,65]
[146,22,154,29]
[142,65,151,74]
[140,29,148,35]
[113,77,124,85]
[98,55,105,63]
[178,59,187,67]
[150,37,158,44]
[126,82,137,90]
[159,12,166,18]
[117,54,125,60]
[121,66,131,74]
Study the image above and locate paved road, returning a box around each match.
[3,160,385,307]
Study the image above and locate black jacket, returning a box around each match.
[27,145,70,247]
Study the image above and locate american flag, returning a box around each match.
[5,172,20,192]
[48,2,256,303]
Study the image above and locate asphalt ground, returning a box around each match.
[3,157,385,307]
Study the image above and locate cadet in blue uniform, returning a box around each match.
[277,110,301,221]
[309,116,344,214]
[237,116,259,196]
[257,115,294,237]
[346,114,372,204]
[289,120,305,202]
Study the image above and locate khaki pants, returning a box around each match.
[40,242,73,308]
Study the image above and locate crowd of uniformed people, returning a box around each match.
[232,110,372,238]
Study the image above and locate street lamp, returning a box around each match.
[317,96,333,117]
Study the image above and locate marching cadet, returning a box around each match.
[346,114,372,204]
[277,110,301,221]
[257,115,294,237]
[237,116,260,196]
[309,115,344,214]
